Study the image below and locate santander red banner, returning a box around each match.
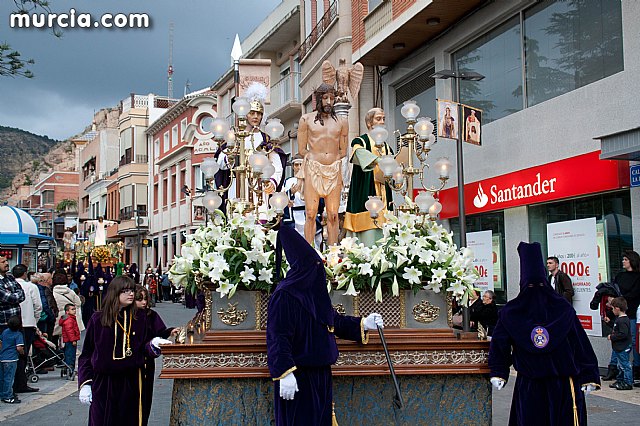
[435,151,629,219]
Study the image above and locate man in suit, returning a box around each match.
[546,256,574,303]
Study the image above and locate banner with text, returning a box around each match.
[467,230,494,293]
[547,218,600,336]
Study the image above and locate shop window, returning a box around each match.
[528,190,633,283]
[449,211,507,304]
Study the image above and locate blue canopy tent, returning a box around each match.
[0,206,54,270]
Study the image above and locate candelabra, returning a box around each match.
[197,97,289,227]
[365,100,452,225]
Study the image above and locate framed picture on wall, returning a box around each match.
[462,104,482,146]
[437,99,459,140]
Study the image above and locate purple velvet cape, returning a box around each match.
[489,242,600,425]
[78,309,163,426]
[267,226,364,425]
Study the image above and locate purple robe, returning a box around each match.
[78,309,161,426]
[141,310,172,426]
[267,226,366,426]
[489,242,600,426]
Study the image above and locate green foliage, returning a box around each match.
[56,198,77,212]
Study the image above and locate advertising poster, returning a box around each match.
[466,230,494,292]
[437,99,459,140]
[492,234,503,291]
[596,221,609,284]
[462,105,482,146]
[547,218,600,336]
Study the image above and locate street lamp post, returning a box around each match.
[431,69,484,332]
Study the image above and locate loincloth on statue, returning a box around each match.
[297,158,341,197]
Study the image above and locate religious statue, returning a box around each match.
[321,58,364,104]
[344,108,393,247]
[63,228,76,252]
[297,83,349,246]
[215,82,287,214]
[84,217,117,247]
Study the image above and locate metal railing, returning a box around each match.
[299,1,338,60]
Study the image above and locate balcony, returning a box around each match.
[354,0,485,66]
[120,94,178,113]
[299,1,338,60]
[265,72,302,122]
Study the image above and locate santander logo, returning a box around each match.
[473,183,489,208]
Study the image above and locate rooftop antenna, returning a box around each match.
[168,22,174,99]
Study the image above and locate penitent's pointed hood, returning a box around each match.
[273,226,333,327]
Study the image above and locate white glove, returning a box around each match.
[581,384,596,396]
[363,313,384,331]
[490,377,505,391]
[279,372,299,400]
[151,337,172,350]
[79,384,92,405]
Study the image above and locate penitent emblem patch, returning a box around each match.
[531,326,549,349]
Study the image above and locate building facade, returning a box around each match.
[351,0,640,363]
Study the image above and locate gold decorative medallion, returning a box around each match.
[333,303,346,315]
[412,300,440,323]
[217,302,248,326]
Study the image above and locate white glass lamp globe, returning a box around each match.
[232,97,251,118]
[400,100,420,120]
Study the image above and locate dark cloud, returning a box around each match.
[0,0,281,140]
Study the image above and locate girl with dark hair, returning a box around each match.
[134,285,176,425]
[77,277,172,425]
[615,250,640,384]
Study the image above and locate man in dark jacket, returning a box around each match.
[546,256,574,303]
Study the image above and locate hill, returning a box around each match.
[0,126,60,190]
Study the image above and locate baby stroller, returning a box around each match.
[26,332,76,382]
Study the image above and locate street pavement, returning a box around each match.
[1,301,639,425]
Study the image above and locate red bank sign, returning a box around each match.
[436,151,629,219]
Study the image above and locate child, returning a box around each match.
[59,303,81,379]
[77,276,172,425]
[608,297,633,390]
[0,316,25,404]
[135,285,176,425]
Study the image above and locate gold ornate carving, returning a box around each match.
[163,349,488,370]
[217,303,248,326]
[204,289,212,330]
[446,292,453,328]
[333,303,346,315]
[255,292,262,330]
[353,294,360,317]
[412,300,440,324]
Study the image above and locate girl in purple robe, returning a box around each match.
[77,277,171,426]
[134,285,176,425]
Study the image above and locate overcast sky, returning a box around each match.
[0,0,282,140]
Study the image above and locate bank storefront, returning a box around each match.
[440,151,632,319]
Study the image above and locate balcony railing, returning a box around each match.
[299,1,338,60]
[120,94,178,113]
[265,72,301,116]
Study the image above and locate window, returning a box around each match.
[41,190,54,205]
[180,118,188,138]
[135,127,147,163]
[154,139,160,159]
[154,183,159,210]
[162,174,168,208]
[163,131,170,152]
[453,0,623,123]
[136,184,148,215]
[180,169,187,200]
[523,0,623,107]
[171,125,179,148]
[393,68,436,130]
[454,16,522,123]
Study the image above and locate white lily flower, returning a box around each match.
[258,268,273,283]
[392,275,399,297]
[216,281,233,298]
[239,265,256,284]
[344,280,359,296]
[402,266,421,285]
[358,263,374,276]
[431,268,447,283]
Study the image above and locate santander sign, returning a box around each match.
[436,151,627,220]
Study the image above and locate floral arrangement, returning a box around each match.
[91,245,113,263]
[325,201,478,304]
[169,206,282,298]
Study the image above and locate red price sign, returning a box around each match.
[475,265,489,278]
[561,261,590,277]
[0,249,13,259]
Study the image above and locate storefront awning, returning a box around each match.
[596,127,640,161]
[0,206,54,245]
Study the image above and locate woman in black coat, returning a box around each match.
[470,290,499,335]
